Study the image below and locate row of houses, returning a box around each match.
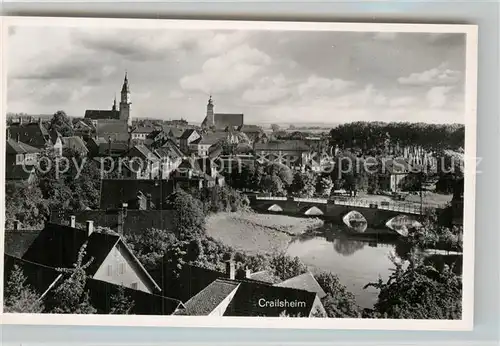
[4,218,327,317]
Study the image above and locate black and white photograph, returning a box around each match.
[1,17,477,330]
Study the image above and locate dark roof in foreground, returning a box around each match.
[4,230,43,257]
[22,223,120,276]
[5,165,36,181]
[6,138,42,154]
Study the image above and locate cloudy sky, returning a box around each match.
[7,25,466,125]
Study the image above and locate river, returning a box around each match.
[286,225,463,309]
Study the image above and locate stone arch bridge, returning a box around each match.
[249,196,438,230]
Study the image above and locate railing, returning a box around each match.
[293,197,328,204]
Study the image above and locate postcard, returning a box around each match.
[0,17,477,330]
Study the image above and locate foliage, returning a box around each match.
[4,264,44,313]
[406,225,463,252]
[264,163,294,187]
[315,271,360,318]
[196,185,250,214]
[49,110,74,137]
[269,252,308,281]
[364,252,462,319]
[316,175,334,197]
[261,174,285,196]
[109,285,135,314]
[50,243,97,314]
[5,181,49,229]
[289,171,317,197]
[168,189,206,240]
[125,228,177,271]
[271,124,280,132]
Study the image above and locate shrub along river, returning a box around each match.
[286,223,463,309]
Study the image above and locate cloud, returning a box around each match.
[179,44,272,93]
[297,75,354,97]
[398,63,462,86]
[168,90,185,99]
[426,86,453,108]
[242,74,291,104]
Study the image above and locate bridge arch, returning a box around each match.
[268,204,283,212]
[304,206,324,216]
[385,214,422,237]
[342,210,368,233]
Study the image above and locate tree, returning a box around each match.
[265,163,293,187]
[169,189,206,239]
[261,174,285,196]
[5,181,49,229]
[109,285,135,314]
[271,124,280,132]
[317,175,334,197]
[49,110,74,137]
[364,254,462,319]
[50,243,97,314]
[315,272,360,318]
[270,253,308,281]
[4,264,44,313]
[289,171,316,197]
[125,228,177,271]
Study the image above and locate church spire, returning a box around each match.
[121,71,129,94]
[112,94,117,111]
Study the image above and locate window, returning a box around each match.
[131,282,138,290]
[107,264,113,276]
[119,263,126,274]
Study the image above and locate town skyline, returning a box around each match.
[7,27,466,125]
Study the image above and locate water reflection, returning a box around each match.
[333,236,366,256]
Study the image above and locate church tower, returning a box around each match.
[206,95,215,127]
[120,72,132,127]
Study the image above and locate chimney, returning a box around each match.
[16,133,20,143]
[86,220,94,236]
[13,220,20,231]
[70,215,76,228]
[225,260,235,280]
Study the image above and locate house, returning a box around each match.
[237,124,266,143]
[6,137,41,166]
[176,261,326,317]
[179,129,202,154]
[5,165,37,184]
[73,120,94,140]
[274,272,327,299]
[380,157,412,192]
[144,129,169,148]
[173,158,221,188]
[7,118,51,149]
[154,140,184,179]
[87,137,130,158]
[162,126,184,146]
[62,136,89,156]
[94,119,130,143]
[254,140,312,170]
[201,96,244,131]
[189,132,228,158]
[131,126,157,142]
[124,144,161,179]
[99,179,176,210]
[3,254,185,315]
[21,220,161,293]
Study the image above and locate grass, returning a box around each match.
[206,211,323,255]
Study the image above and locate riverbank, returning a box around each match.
[205,211,324,254]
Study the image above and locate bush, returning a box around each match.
[315,272,360,318]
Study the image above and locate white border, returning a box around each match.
[0,16,478,331]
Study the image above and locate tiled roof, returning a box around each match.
[180,129,198,140]
[238,124,263,133]
[99,179,176,210]
[22,223,121,276]
[127,144,160,161]
[254,140,310,151]
[50,210,177,237]
[85,278,183,315]
[95,120,129,142]
[155,141,184,161]
[249,270,282,284]
[6,139,41,154]
[7,123,50,148]
[84,109,120,120]
[4,230,43,257]
[223,279,317,317]
[62,136,89,154]
[4,254,62,297]
[384,158,412,174]
[274,272,326,299]
[181,279,240,315]
[192,132,227,146]
[5,165,36,181]
[132,126,156,134]
[214,113,244,129]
